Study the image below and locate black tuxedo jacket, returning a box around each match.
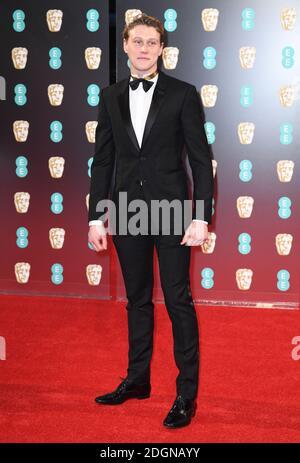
[88,70,214,226]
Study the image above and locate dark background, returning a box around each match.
[0,0,299,308]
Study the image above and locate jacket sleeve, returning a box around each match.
[180,85,214,224]
[88,88,115,222]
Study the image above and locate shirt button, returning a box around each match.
[140,156,146,161]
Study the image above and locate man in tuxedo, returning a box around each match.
[88,13,214,428]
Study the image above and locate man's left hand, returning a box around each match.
[180,221,208,246]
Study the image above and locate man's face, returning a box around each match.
[123,25,163,76]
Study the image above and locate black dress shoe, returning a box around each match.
[95,377,151,405]
[163,395,196,428]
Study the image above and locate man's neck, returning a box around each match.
[131,68,158,79]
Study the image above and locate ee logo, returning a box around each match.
[16,156,28,177]
[241,8,255,30]
[51,192,63,214]
[278,197,291,219]
[280,123,293,145]
[204,122,215,144]
[13,10,25,32]
[51,263,64,285]
[49,47,62,69]
[238,233,251,254]
[164,9,177,32]
[203,47,216,70]
[282,47,295,69]
[240,85,253,107]
[14,84,27,106]
[277,269,290,292]
[201,268,214,289]
[86,9,100,32]
[87,84,100,106]
[50,121,63,142]
[239,160,253,182]
[16,227,29,248]
[88,158,93,177]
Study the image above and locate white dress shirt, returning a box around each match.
[89,73,207,226]
[129,73,158,148]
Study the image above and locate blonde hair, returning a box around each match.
[123,13,165,44]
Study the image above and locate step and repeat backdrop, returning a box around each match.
[0,0,110,298]
[115,0,299,308]
[0,0,299,308]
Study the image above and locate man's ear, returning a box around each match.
[123,39,128,54]
[159,43,164,56]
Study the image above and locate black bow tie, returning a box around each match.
[129,78,154,92]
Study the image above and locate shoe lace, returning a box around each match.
[116,376,129,392]
[170,395,186,413]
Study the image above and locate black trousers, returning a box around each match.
[112,225,200,400]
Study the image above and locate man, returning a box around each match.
[88,13,214,428]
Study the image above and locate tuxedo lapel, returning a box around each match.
[117,76,140,153]
[117,71,168,153]
[141,71,167,149]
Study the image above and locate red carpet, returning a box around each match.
[0,294,300,443]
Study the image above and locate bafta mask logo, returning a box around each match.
[201,8,219,31]
[49,227,65,249]
[85,47,102,70]
[201,232,217,254]
[238,122,255,144]
[86,194,90,210]
[162,47,179,70]
[13,120,29,142]
[277,160,294,182]
[85,121,98,143]
[125,9,142,25]
[15,262,31,284]
[237,196,254,218]
[236,268,253,290]
[280,8,296,31]
[239,46,256,69]
[48,156,65,179]
[46,9,63,32]
[14,192,30,213]
[86,264,102,286]
[48,84,64,106]
[212,159,217,178]
[276,233,293,256]
[11,47,28,69]
[279,85,296,107]
[200,85,218,107]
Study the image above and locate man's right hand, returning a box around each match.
[88,223,107,252]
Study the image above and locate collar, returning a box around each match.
[130,69,159,82]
